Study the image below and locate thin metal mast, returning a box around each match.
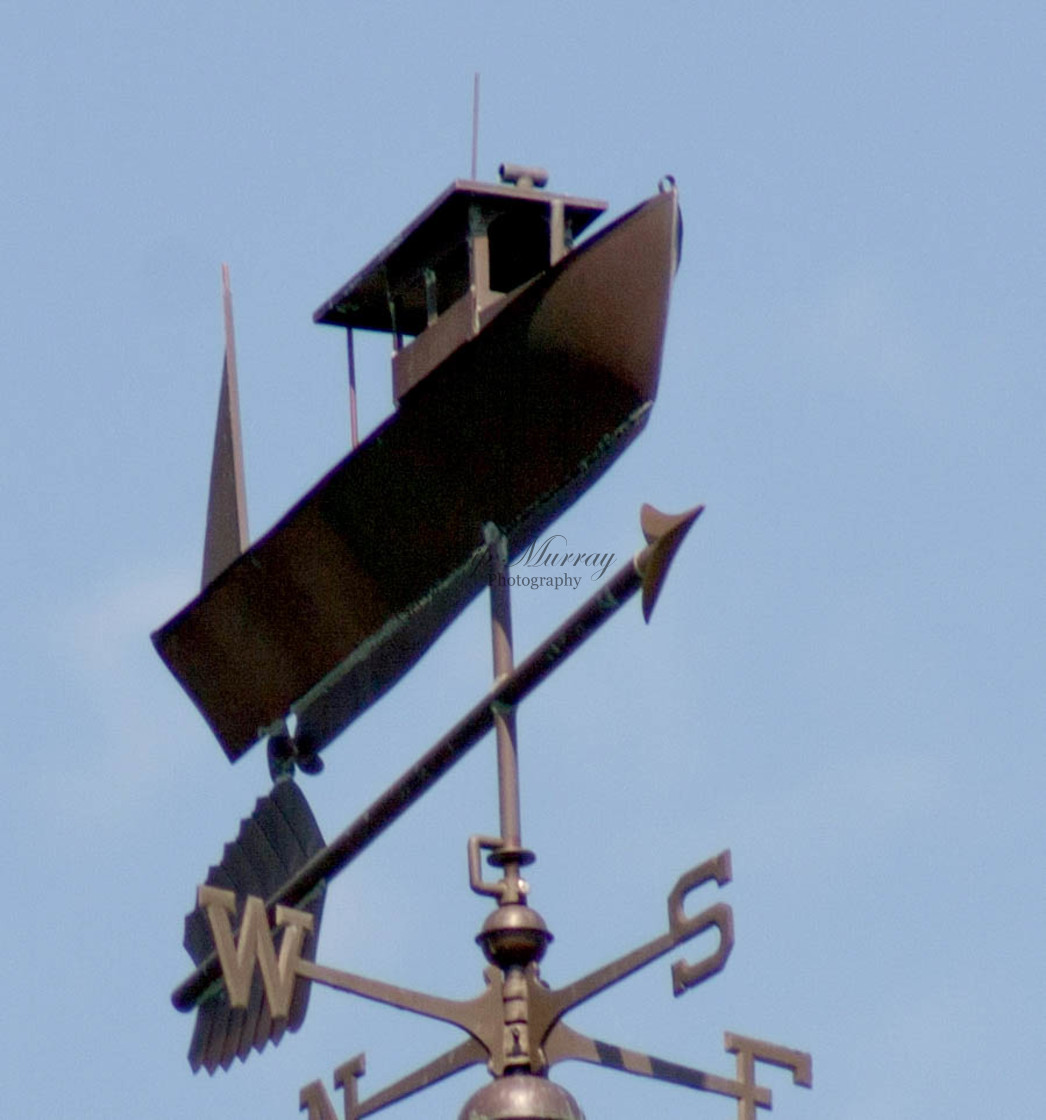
[485,525,525,903]
[471,72,480,179]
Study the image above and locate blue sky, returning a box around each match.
[3,3,1044,1117]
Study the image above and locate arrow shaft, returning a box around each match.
[173,503,704,1014]
[173,555,646,1011]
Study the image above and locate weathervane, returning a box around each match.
[156,163,812,1119]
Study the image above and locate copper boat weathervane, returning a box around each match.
[154,160,813,1119]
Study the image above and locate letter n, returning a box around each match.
[300,1055,366,1120]
[198,884,315,1019]
[300,1082,339,1120]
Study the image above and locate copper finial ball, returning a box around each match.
[475,904,553,968]
[459,1074,584,1120]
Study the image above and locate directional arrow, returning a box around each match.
[173,503,701,1013]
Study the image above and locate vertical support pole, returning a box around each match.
[549,198,567,266]
[468,204,491,331]
[485,523,523,903]
[347,329,359,450]
[423,267,438,328]
[385,271,402,354]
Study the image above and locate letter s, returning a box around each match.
[667,850,734,996]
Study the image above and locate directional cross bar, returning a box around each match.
[187,851,728,1065]
[303,1024,811,1120]
[527,850,734,1050]
[544,1022,770,1108]
[191,845,809,1118]
[301,1042,487,1120]
[543,1023,811,1119]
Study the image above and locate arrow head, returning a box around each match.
[637,503,704,622]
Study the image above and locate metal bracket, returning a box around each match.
[468,835,509,900]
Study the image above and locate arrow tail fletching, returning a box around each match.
[183,779,326,1073]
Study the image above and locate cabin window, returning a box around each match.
[432,242,471,314]
[487,210,551,294]
[387,241,471,341]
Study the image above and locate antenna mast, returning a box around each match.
[471,72,480,179]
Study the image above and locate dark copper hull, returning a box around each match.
[153,187,680,761]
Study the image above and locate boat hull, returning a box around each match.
[153,186,680,761]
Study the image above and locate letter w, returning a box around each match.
[198,884,314,1019]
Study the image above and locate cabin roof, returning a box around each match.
[313,179,607,335]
